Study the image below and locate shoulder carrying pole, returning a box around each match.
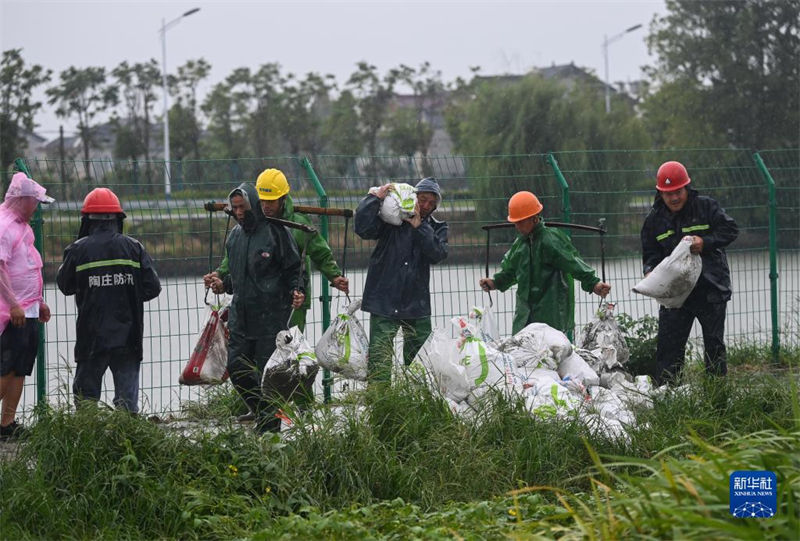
[481,218,608,292]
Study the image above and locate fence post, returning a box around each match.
[545,152,575,341]
[13,158,48,405]
[753,152,780,363]
[300,156,333,402]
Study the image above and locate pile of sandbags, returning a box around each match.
[412,306,660,440]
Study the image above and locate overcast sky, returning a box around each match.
[2,0,667,138]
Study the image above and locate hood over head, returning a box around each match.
[229,182,265,233]
[415,177,442,203]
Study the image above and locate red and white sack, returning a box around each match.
[180,301,230,385]
[632,236,701,308]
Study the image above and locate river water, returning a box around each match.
[21,250,799,416]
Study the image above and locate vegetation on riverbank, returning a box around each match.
[1,345,798,539]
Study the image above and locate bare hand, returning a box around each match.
[689,235,704,254]
[403,203,422,229]
[331,276,349,294]
[479,278,496,292]
[374,183,393,200]
[204,272,225,294]
[593,282,611,298]
[292,290,305,309]
[38,302,51,323]
[203,271,219,287]
[10,305,25,327]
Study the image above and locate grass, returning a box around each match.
[1,348,798,539]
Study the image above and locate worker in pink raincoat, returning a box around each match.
[0,172,54,440]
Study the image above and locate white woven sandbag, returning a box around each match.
[497,322,572,369]
[370,182,417,225]
[558,350,600,387]
[633,236,702,308]
[413,328,471,402]
[315,299,369,380]
[262,326,317,383]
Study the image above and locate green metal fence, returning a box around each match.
[8,148,799,417]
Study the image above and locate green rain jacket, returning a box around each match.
[492,221,600,335]
[216,195,342,312]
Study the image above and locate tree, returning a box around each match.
[386,62,443,160]
[202,77,247,160]
[345,62,397,174]
[46,66,117,179]
[278,72,335,156]
[446,73,650,252]
[321,90,364,178]
[168,59,210,161]
[245,63,285,156]
[0,49,51,174]
[385,108,424,157]
[323,90,362,155]
[643,0,800,149]
[111,59,161,162]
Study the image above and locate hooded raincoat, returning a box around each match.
[354,192,448,319]
[0,174,52,333]
[492,221,600,335]
[216,195,341,315]
[221,183,303,339]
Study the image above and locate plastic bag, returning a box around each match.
[497,322,572,370]
[179,299,230,385]
[370,182,417,225]
[633,236,701,308]
[467,305,500,345]
[315,299,369,380]
[262,326,318,387]
[578,302,630,369]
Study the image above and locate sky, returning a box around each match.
[2,0,667,139]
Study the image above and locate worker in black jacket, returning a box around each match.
[204,182,307,433]
[57,188,161,413]
[641,161,738,385]
[354,177,448,385]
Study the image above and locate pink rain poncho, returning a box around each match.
[0,173,55,333]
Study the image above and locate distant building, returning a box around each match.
[40,121,165,163]
[16,127,48,158]
[476,62,639,108]
[387,63,641,164]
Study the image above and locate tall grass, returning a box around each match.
[1,363,797,539]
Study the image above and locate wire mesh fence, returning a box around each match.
[7,148,799,417]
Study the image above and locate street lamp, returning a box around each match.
[602,23,642,114]
[159,7,200,197]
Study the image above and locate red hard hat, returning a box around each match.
[81,187,123,214]
[507,191,544,222]
[656,161,691,192]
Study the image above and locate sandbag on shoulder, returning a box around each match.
[369,182,417,226]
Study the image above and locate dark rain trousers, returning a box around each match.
[655,283,728,385]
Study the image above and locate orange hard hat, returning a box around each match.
[81,187,123,214]
[656,161,691,192]
[507,191,543,222]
